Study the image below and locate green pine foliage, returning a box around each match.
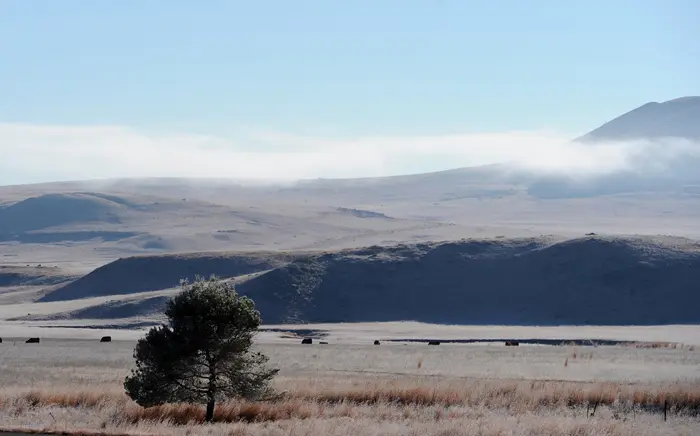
[124,275,279,421]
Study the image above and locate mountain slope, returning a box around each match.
[0,185,476,265]
[38,252,293,302]
[236,236,700,325]
[577,96,700,142]
[27,235,700,326]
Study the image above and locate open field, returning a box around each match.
[2,174,700,270]
[3,321,700,346]
[0,325,699,435]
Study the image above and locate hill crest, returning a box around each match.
[577,96,700,142]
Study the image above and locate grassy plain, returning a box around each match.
[0,329,699,435]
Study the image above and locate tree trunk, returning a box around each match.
[206,352,217,422]
[206,398,215,422]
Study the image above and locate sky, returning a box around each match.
[1,0,698,185]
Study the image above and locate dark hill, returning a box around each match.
[41,296,172,320]
[235,236,700,325]
[577,96,700,142]
[33,236,700,326]
[0,193,127,235]
[0,266,78,287]
[39,252,293,302]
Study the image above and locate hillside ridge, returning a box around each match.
[38,251,296,302]
[31,235,700,326]
[577,96,700,142]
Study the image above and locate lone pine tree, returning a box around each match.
[124,275,279,421]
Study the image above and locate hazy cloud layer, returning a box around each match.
[1,123,698,186]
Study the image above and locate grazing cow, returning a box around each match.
[100,336,112,343]
[505,341,519,346]
[319,341,328,345]
[301,338,312,344]
[374,340,380,345]
[428,341,440,345]
[26,337,40,343]
[0,337,2,343]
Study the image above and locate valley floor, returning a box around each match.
[0,326,698,435]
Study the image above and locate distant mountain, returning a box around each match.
[576,96,700,142]
[2,98,700,267]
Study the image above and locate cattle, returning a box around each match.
[301,338,312,344]
[505,341,519,346]
[428,341,440,345]
[319,341,328,345]
[100,336,112,343]
[374,340,380,345]
[0,337,2,343]
[26,338,40,344]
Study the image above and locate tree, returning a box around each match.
[124,275,279,422]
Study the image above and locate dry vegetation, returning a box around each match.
[2,378,700,435]
[1,338,699,435]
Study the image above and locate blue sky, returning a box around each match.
[1,1,698,184]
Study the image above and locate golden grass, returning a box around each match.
[2,378,699,427]
[0,379,698,436]
[289,378,700,413]
[2,338,699,435]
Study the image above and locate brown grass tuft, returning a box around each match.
[23,388,121,409]
[1,378,699,428]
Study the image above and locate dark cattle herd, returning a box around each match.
[2,336,525,347]
[0,337,115,344]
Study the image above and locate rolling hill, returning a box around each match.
[38,251,292,302]
[211,235,700,325]
[1,97,700,329]
[19,235,700,326]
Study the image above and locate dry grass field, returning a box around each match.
[0,331,699,436]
